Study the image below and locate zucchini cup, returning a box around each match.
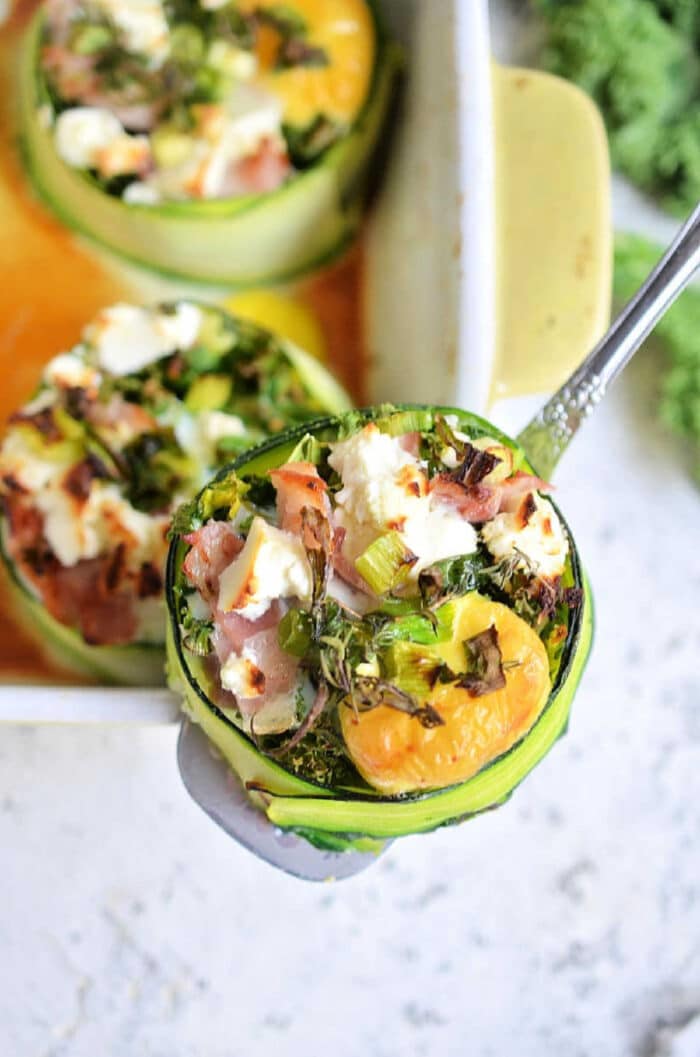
[20,0,399,283]
[0,301,351,684]
[166,406,593,848]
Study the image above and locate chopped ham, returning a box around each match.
[397,431,421,457]
[269,460,332,548]
[226,138,291,195]
[87,395,158,435]
[429,475,501,523]
[183,521,244,605]
[497,471,553,513]
[39,554,137,646]
[330,526,375,596]
[429,470,552,523]
[210,599,299,716]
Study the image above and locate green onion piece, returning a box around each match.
[184,374,232,412]
[383,641,442,698]
[278,608,313,657]
[375,409,434,436]
[287,432,324,465]
[354,531,417,595]
[199,474,249,522]
[70,23,113,54]
[170,22,205,64]
[375,595,421,617]
[376,603,455,646]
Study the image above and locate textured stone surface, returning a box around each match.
[2,323,699,1057]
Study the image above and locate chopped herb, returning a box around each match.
[455,626,506,698]
[350,676,445,729]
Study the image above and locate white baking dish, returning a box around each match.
[0,0,497,722]
[0,0,613,718]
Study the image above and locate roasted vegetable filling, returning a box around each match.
[0,301,342,647]
[38,0,375,202]
[172,409,583,796]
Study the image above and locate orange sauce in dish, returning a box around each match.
[0,4,131,682]
[0,2,368,683]
[297,239,368,404]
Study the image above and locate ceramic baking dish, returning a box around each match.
[0,0,610,721]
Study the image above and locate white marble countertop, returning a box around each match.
[3,273,699,1057]
[2,5,700,1056]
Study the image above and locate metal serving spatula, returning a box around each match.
[176,202,700,882]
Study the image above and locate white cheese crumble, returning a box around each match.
[35,481,166,568]
[220,649,266,699]
[92,0,170,65]
[123,181,162,205]
[328,424,478,577]
[43,353,101,391]
[481,493,569,578]
[0,430,66,492]
[54,108,124,169]
[84,303,202,375]
[218,516,312,620]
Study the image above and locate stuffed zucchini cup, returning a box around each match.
[166,406,593,847]
[0,301,350,684]
[20,0,399,283]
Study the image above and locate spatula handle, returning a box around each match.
[517,201,700,478]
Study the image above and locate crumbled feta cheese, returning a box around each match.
[123,181,162,205]
[93,0,169,64]
[0,429,65,492]
[218,516,312,619]
[85,303,202,375]
[35,481,164,567]
[401,502,478,573]
[54,108,124,170]
[328,424,419,527]
[328,424,478,576]
[220,649,266,699]
[481,493,569,578]
[43,353,101,391]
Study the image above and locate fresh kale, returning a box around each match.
[533,0,700,216]
[614,233,700,480]
[121,430,194,513]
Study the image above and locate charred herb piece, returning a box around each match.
[418,552,489,607]
[454,626,506,698]
[433,414,501,485]
[351,676,445,729]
